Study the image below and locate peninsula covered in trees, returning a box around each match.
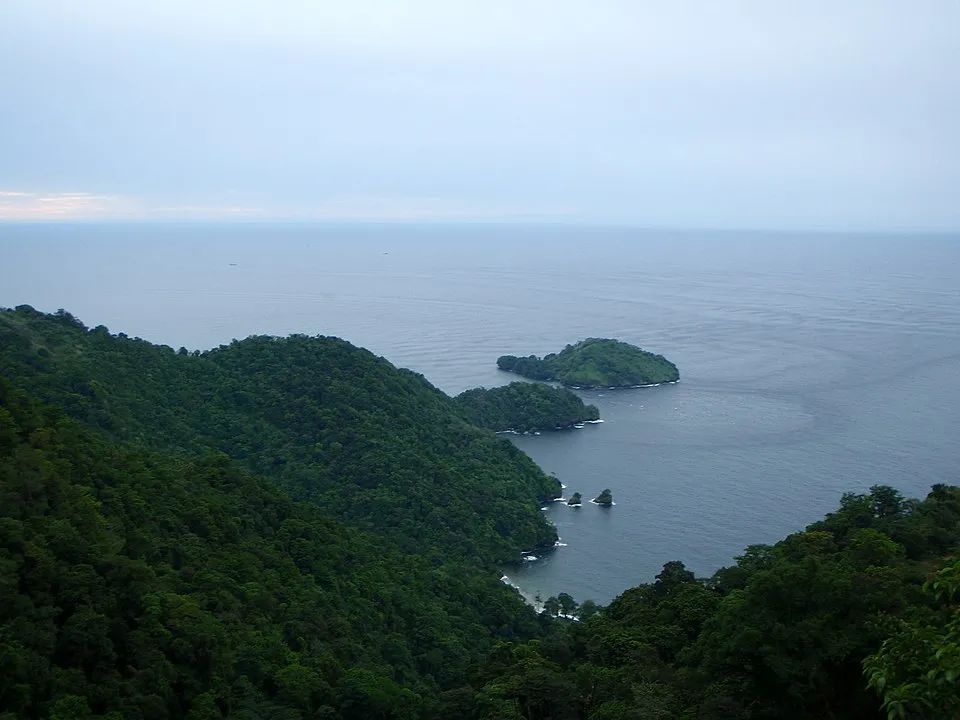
[497,337,679,388]
[0,306,561,562]
[1,306,958,720]
[454,381,600,433]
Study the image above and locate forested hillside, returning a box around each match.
[1,306,957,720]
[0,306,559,560]
[454,485,960,720]
[0,380,545,720]
[454,382,599,433]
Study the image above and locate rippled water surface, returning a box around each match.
[3,223,959,602]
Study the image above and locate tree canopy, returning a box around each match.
[0,379,545,719]
[454,382,599,433]
[0,306,560,562]
[1,307,957,720]
[453,484,960,720]
[497,338,679,388]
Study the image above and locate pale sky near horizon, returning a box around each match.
[1,1,958,230]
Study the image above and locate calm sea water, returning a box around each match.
[3,223,959,603]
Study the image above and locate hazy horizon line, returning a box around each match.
[1,218,958,237]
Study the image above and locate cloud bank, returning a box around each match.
[1,1,957,229]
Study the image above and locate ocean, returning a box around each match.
[3,222,959,603]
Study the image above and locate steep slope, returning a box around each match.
[0,306,559,560]
[8,307,954,719]
[457,484,960,720]
[0,380,543,720]
[454,382,599,432]
[497,338,679,388]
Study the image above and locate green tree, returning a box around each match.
[865,559,960,719]
[558,593,579,617]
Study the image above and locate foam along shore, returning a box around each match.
[589,499,617,506]
[500,576,580,620]
[497,422,600,433]
[519,534,570,559]
[582,382,673,390]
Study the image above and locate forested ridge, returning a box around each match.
[1,307,958,720]
[454,383,599,433]
[0,379,545,720]
[497,339,679,388]
[0,307,559,561]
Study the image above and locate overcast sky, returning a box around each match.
[1,1,957,229]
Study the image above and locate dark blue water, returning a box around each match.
[3,223,959,603]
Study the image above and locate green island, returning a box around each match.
[1,306,958,720]
[454,381,600,433]
[593,488,614,506]
[497,337,679,388]
[567,492,583,506]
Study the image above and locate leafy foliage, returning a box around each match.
[3,307,958,719]
[0,306,560,561]
[460,485,960,719]
[498,338,678,388]
[454,382,599,433]
[0,380,546,720]
[864,557,960,719]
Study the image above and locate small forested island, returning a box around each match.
[497,337,679,388]
[567,492,583,506]
[454,381,599,433]
[593,488,614,506]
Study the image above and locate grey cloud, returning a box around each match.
[1,0,957,229]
